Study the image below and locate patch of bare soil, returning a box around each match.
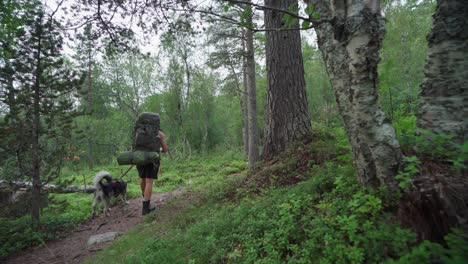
[5,188,185,264]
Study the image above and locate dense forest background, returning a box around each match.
[1,0,467,262]
[1,0,435,168]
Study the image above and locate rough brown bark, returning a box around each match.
[417,0,468,144]
[245,0,259,169]
[307,0,402,190]
[263,0,312,159]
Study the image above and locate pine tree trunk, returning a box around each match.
[241,29,250,156]
[263,0,312,159]
[245,1,259,168]
[308,0,402,190]
[417,0,468,144]
[31,20,42,225]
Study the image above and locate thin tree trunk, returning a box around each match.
[245,0,259,168]
[1,181,96,193]
[87,52,94,169]
[88,127,94,169]
[202,111,209,153]
[417,0,468,144]
[183,49,191,109]
[263,0,312,159]
[31,19,42,225]
[241,29,250,156]
[308,0,402,190]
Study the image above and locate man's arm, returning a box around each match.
[159,131,169,153]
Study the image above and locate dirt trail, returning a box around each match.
[5,188,185,264]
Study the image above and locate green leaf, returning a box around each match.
[243,6,252,18]
[282,14,298,28]
[301,20,310,29]
[223,2,235,12]
[305,4,315,16]
[312,13,321,20]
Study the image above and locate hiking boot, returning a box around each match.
[142,200,156,215]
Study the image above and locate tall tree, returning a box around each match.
[161,16,197,157]
[378,2,433,119]
[3,4,83,224]
[244,0,259,168]
[417,0,467,144]
[241,29,250,156]
[75,24,97,169]
[263,0,312,159]
[162,58,188,154]
[101,53,158,120]
[0,0,31,179]
[205,9,249,155]
[307,0,402,190]
[408,0,468,240]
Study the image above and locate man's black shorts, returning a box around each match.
[137,162,160,179]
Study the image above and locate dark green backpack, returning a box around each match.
[132,112,161,152]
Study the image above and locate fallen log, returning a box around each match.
[0,180,96,193]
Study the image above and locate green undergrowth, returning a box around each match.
[0,150,246,259]
[90,159,415,264]
[0,192,93,258]
[87,126,467,264]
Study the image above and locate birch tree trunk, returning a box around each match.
[417,0,468,144]
[308,0,402,190]
[245,0,259,168]
[263,0,312,159]
[403,0,468,241]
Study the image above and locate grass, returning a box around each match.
[0,150,246,259]
[88,153,417,264]
[2,127,467,263]
[85,127,468,264]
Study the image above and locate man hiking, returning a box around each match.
[138,129,169,215]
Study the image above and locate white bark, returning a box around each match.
[308,0,402,190]
[1,180,96,193]
[417,0,468,144]
[411,0,468,238]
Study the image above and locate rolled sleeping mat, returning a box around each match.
[117,151,160,165]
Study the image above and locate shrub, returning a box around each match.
[122,162,420,264]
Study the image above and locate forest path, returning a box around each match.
[5,187,185,264]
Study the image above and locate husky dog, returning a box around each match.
[92,171,129,217]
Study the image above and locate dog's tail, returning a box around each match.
[93,171,112,190]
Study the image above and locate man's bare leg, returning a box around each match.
[140,178,146,196]
[144,178,153,200]
[142,178,155,215]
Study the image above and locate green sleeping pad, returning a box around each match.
[117,151,160,165]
